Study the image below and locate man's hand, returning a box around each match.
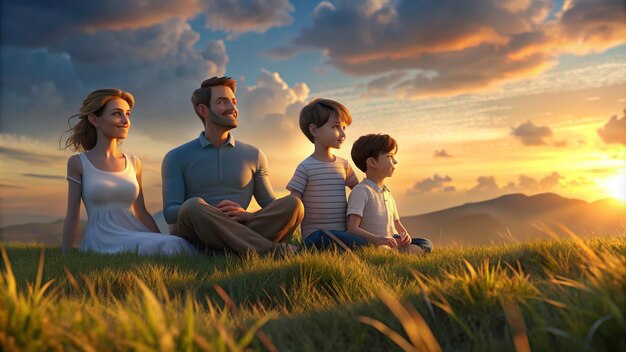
[216,199,252,223]
[398,232,412,246]
[373,236,398,248]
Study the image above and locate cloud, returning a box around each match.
[200,0,294,34]
[597,109,626,145]
[364,71,408,96]
[0,145,66,166]
[3,0,294,46]
[21,173,65,180]
[0,184,23,189]
[474,172,564,194]
[1,20,229,140]
[2,0,201,47]
[235,69,310,148]
[238,69,309,119]
[434,149,452,158]
[469,176,499,193]
[407,174,454,195]
[557,0,626,55]
[278,0,625,98]
[510,120,553,145]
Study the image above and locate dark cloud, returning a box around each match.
[539,172,563,188]
[434,149,452,158]
[1,20,228,140]
[407,174,453,195]
[597,109,626,145]
[558,0,626,54]
[510,120,553,145]
[0,184,23,189]
[0,146,66,166]
[21,173,65,180]
[278,0,625,98]
[469,176,499,193]
[200,0,294,34]
[2,0,295,46]
[1,0,294,140]
[2,0,200,47]
[473,172,563,194]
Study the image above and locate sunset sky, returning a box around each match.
[1,0,625,227]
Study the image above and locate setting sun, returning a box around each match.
[603,171,626,202]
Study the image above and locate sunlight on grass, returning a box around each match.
[1,235,625,350]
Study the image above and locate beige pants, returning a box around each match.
[175,196,304,254]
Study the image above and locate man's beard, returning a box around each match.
[208,109,238,128]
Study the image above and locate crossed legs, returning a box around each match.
[175,196,304,254]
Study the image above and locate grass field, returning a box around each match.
[1,234,625,351]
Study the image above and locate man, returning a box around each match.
[162,76,303,254]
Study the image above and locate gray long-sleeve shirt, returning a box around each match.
[161,132,276,224]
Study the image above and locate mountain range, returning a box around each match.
[401,193,625,245]
[1,193,624,247]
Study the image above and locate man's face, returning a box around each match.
[207,85,238,129]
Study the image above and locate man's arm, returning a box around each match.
[161,150,186,224]
[252,149,276,207]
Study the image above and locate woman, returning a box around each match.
[61,88,196,255]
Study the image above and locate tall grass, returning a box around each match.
[1,235,625,351]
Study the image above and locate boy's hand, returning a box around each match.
[216,199,252,223]
[373,236,398,248]
[398,232,412,246]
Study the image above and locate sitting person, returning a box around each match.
[162,76,304,255]
[61,88,196,255]
[287,98,363,250]
[347,134,433,253]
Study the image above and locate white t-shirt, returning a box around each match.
[287,156,358,237]
[347,178,399,237]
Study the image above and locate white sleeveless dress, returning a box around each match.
[78,153,196,255]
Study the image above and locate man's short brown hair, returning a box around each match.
[299,98,352,143]
[351,134,398,173]
[191,76,237,125]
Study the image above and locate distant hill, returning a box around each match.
[0,212,169,246]
[1,193,624,247]
[0,219,87,245]
[402,193,626,246]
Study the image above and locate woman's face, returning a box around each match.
[91,98,131,140]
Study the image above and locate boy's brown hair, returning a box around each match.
[191,76,237,125]
[351,134,398,173]
[299,98,352,143]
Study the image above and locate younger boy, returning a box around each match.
[287,98,364,250]
[347,134,433,253]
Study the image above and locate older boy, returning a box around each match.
[347,134,433,253]
[287,98,364,250]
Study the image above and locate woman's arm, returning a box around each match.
[131,156,161,233]
[347,214,398,248]
[62,156,82,252]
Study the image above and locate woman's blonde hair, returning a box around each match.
[62,88,134,152]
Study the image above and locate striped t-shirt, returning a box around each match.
[286,156,359,237]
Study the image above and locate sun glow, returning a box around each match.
[602,171,626,202]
